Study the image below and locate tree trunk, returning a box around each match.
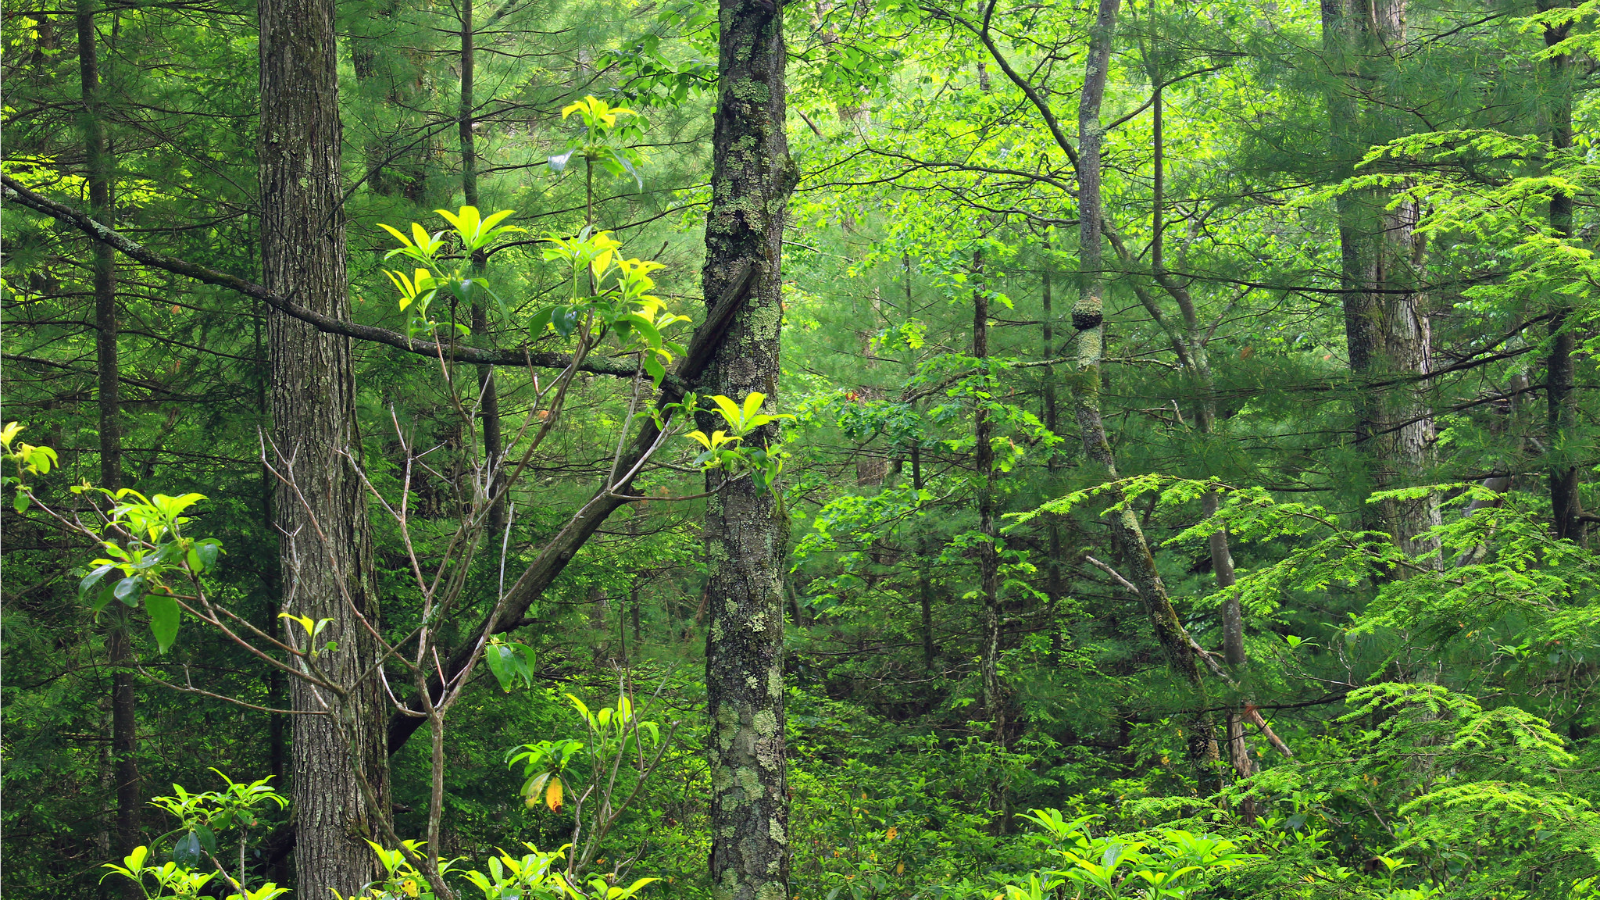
[1041,237,1066,665]
[912,443,935,672]
[973,252,1004,739]
[1540,0,1584,544]
[259,0,390,891]
[459,0,507,545]
[1322,0,1441,566]
[77,1,141,881]
[701,0,794,896]
[1067,0,1219,782]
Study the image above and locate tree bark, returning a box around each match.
[1322,0,1441,566]
[701,0,795,896]
[459,0,507,546]
[1540,0,1584,544]
[973,252,1004,739]
[77,0,141,881]
[259,0,389,891]
[1041,237,1066,665]
[912,443,936,672]
[1067,0,1219,782]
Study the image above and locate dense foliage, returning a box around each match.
[4,0,1599,897]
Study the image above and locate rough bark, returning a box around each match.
[1322,0,1442,565]
[77,0,141,879]
[1067,0,1219,780]
[259,0,389,891]
[701,0,795,896]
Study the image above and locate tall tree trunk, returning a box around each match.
[973,252,1004,739]
[1041,237,1066,664]
[259,0,390,892]
[1067,0,1219,782]
[459,0,506,544]
[912,443,936,672]
[253,304,290,793]
[1540,0,1584,544]
[77,1,140,880]
[701,0,794,896]
[1322,0,1441,566]
[1145,75,1254,804]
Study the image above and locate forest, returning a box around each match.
[3,0,1599,896]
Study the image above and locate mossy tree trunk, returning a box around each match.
[701,0,795,897]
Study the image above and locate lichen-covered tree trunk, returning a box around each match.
[1322,0,1441,565]
[259,0,389,892]
[701,0,794,897]
[1067,0,1219,780]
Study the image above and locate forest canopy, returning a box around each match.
[3,0,1599,898]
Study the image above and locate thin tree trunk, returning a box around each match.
[1148,76,1254,805]
[459,0,506,545]
[1067,0,1219,782]
[1322,0,1441,566]
[77,1,140,880]
[913,443,935,672]
[973,252,1004,739]
[1540,0,1584,544]
[1041,237,1065,665]
[254,303,289,792]
[907,256,937,673]
[702,0,794,896]
[259,0,390,891]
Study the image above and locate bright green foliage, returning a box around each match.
[6,0,1600,896]
[1005,809,1257,899]
[548,96,647,189]
[103,774,289,900]
[379,205,525,337]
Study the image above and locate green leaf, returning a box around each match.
[145,593,180,653]
[486,643,514,693]
[113,574,145,607]
[173,830,203,868]
[643,355,666,388]
[81,563,117,601]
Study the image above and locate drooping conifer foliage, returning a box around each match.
[3,0,1599,897]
